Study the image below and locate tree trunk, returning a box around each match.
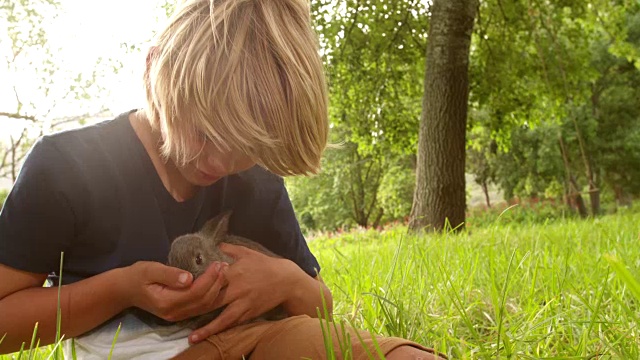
[588,86,602,216]
[558,135,588,218]
[569,175,588,218]
[570,113,600,216]
[409,0,478,232]
[589,183,600,216]
[481,181,491,208]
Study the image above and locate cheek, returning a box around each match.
[234,158,256,173]
[185,139,206,161]
[175,162,199,180]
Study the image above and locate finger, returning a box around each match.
[183,263,229,316]
[201,262,230,303]
[189,302,250,344]
[204,265,228,307]
[218,261,230,286]
[218,242,252,259]
[145,262,192,288]
[210,284,230,310]
[188,262,224,296]
[207,263,240,309]
[194,262,227,292]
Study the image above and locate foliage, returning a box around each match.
[299,0,640,231]
[288,148,415,233]
[287,0,429,230]
[467,0,640,217]
[1,0,638,231]
[0,0,117,182]
[286,148,354,233]
[377,158,415,221]
[0,188,7,209]
[495,123,566,201]
[587,10,640,202]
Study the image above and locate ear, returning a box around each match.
[200,210,233,241]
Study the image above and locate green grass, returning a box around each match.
[309,207,640,359]
[2,207,639,359]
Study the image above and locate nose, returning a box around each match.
[201,143,233,174]
[203,154,228,174]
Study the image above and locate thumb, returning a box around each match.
[145,262,193,288]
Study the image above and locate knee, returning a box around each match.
[386,345,447,360]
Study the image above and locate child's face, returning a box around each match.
[176,139,256,186]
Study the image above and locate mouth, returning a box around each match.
[197,169,221,182]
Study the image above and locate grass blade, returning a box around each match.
[107,323,122,360]
[27,322,38,360]
[55,252,65,360]
[604,254,640,300]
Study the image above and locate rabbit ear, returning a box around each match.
[200,210,233,241]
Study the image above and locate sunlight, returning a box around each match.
[0,0,162,140]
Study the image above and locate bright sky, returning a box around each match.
[1,0,433,141]
[46,0,162,107]
[0,0,166,139]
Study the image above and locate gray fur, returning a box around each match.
[167,210,287,328]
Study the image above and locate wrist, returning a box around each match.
[113,266,135,309]
[281,259,307,302]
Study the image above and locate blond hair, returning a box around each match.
[143,0,329,176]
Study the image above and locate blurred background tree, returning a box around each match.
[1,0,638,232]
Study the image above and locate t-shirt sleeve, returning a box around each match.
[228,167,321,278]
[0,137,76,274]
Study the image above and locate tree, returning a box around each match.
[465,0,640,217]
[0,0,116,183]
[409,0,479,232]
[287,0,429,230]
[466,111,498,208]
[587,7,640,207]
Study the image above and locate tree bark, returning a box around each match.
[569,112,600,216]
[558,135,588,218]
[569,175,589,218]
[481,181,491,208]
[589,182,600,216]
[409,0,478,232]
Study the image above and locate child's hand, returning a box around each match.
[123,260,228,322]
[187,243,299,344]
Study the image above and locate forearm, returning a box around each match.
[0,268,130,354]
[281,262,333,320]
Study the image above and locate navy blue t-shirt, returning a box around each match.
[0,110,320,286]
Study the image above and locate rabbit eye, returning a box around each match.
[195,254,203,265]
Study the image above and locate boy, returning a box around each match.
[0,0,444,358]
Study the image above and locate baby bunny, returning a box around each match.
[167,210,287,328]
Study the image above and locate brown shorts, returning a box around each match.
[170,315,446,360]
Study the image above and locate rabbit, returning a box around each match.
[167,210,288,329]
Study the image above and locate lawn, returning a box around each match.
[2,206,639,359]
[308,206,640,359]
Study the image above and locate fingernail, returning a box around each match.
[191,334,199,343]
[214,262,221,271]
[178,273,189,284]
